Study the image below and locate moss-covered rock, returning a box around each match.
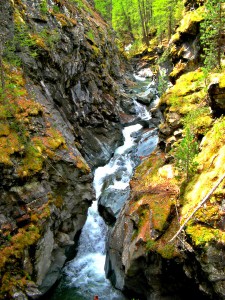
[172,6,204,40]
[0,44,94,300]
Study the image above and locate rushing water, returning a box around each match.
[49,72,158,300]
[49,199,125,300]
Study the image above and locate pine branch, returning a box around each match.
[169,172,225,243]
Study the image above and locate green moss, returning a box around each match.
[161,70,208,115]
[177,6,204,34]
[0,122,10,137]
[169,61,186,80]
[0,131,20,165]
[186,225,219,246]
[146,218,180,259]
[0,225,40,270]
[146,239,157,251]
[92,45,100,56]
[0,224,41,299]
[182,107,212,135]
[218,73,225,88]
[171,32,180,43]
[130,152,180,259]
[180,117,225,248]
[86,29,95,43]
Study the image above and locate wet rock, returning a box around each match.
[136,89,155,105]
[99,187,130,225]
[12,291,28,300]
[35,228,55,288]
[79,124,123,167]
[120,96,137,115]
[106,198,212,300]
[136,129,158,157]
[25,283,42,299]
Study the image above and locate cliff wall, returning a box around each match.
[106,1,225,299]
[0,0,126,298]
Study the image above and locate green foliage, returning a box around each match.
[153,0,183,40]
[158,68,169,96]
[86,30,95,43]
[53,5,60,13]
[4,23,38,66]
[39,29,60,50]
[70,0,87,10]
[182,107,212,135]
[94,0,112,22]
[200,0,225,69]
[94,0,183,46]
[173,127,199,182]
[40,0,48,14]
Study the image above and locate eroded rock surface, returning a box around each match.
[0,0,126,298]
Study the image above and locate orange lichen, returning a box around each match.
[0,131,20,165]
[52,12,77,27]
[0,226,40,270]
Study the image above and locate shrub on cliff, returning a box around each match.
[173,127,199,182]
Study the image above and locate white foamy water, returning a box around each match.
[134,100,151,120]
[64,201,124,300]
[133,73,146,81]
[50,74,159,300]
[115,124,142,155]
[62,123,144,300]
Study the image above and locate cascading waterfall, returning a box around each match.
[49,71,159,300]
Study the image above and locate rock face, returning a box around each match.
[169,4,204,83]
[0,0,126,298]
[106,150,224,300]
[105,154,202,300]
[106,2,225,300]
[8,0,124,168]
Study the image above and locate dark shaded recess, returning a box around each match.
[123,253,213,300]
[65,229,82,262]
[98,204,116,226]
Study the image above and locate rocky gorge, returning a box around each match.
[0,0,225,299]
[106,1,225,299]
[0,0,126,298]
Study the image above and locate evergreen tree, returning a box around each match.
[200,0,225,69]
[94,0,112,22]
[174,127,199,182]
[93,0,183,47]
[137,0,153,46]
[153,0,182,41]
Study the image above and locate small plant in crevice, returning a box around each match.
[38,28,60,50]
[3,23,38,66]
[40,0,49,15]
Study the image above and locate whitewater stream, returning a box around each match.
[49,73,159,300]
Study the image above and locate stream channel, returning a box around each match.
[49,71,159,300]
